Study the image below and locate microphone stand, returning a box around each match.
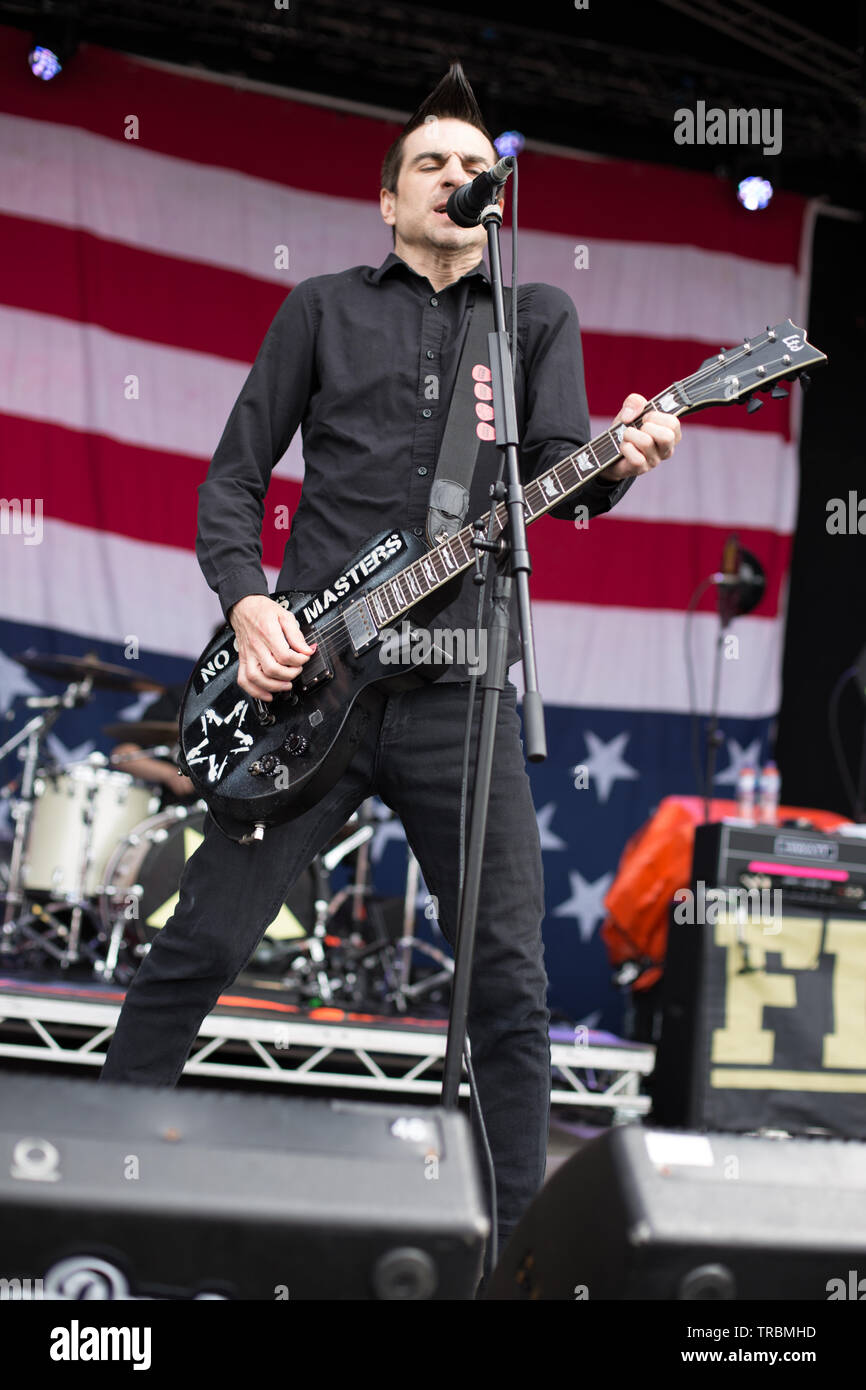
[441,197,547,1107]
[702,617,729,824]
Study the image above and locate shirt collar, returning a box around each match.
[369,251,490,288]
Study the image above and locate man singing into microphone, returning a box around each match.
[101,62,681,1279]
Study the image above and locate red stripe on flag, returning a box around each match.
[531,513,789,617]
[0,213,286,363]
[0,414,296,566]
[0,26,805,265]
[0,216,795,441]
[584,332,793,438]
[1,414,787,616]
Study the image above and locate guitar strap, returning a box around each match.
[425,282,511,546]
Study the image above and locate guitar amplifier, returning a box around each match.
[0,1072,487,1300]
[692,821,866,915]
[487,1125,866,1300]
[652,822,866,1138]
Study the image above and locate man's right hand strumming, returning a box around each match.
[228,595,316,702]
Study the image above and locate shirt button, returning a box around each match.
[418,466,428,475]
[421,408,432,418]
[430,296,439,306]
[413,527,424,536]
[426,350,435,359]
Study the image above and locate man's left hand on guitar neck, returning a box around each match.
[605,392,682,481]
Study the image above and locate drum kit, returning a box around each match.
[0,650,452,1013]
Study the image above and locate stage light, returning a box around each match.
[495,130,525,158]
[28,45,63,81]
[27,11,78,82]
[737,175,774,211]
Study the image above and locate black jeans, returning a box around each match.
[100,679,551,1244]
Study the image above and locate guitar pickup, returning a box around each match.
[344,599,378,654]
[296,637,333,692]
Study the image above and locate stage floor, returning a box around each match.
[0,968,654,1118]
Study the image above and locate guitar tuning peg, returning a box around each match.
[747,394,763,413]
[771,385,788,400]
[799,372,811,392]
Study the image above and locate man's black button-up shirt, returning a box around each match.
[196,250,633,680]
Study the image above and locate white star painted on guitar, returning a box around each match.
[207,753,229,783]
[231,728,253,749]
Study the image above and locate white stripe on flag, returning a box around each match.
[0,519,783,716]
[511,601,783,716]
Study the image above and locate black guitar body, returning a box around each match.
[179,527,451,832]
[178,319,826,835]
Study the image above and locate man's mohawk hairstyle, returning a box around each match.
[402,60,491,143]
[381,61,494,195]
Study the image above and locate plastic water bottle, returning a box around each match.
[758,761,781,825]
[736,766,756,822]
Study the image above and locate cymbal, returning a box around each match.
[103,721,179,744]
[15,651,166,693]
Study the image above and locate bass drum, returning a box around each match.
[24,760,158,898]
[99,803,313,950]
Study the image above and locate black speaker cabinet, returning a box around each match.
[652,897,866,1138]
[0,1071,487,1300]
[487,1124,866,1300]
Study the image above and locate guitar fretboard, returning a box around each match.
[363,384,689,628]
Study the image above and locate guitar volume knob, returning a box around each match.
[283,733,309,757]
[250,753,279,777]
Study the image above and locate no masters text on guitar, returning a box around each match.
[178,321,826,841]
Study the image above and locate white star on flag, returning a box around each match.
[45,734,96,767]
[114,691,165,722]
[713,737,763,786]
[553,869,614,944]
[536,802,567,851]
[0,649,41,715]
[574,730,639,804]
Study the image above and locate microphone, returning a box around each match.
[713,534,766,624]
[445,155,515,228]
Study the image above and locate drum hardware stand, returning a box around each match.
[0,677,93,953]
[96,881,144,984]
[389,849,454,1012]
[281,819,376,1002]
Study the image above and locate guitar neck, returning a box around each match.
[364,383,691,627]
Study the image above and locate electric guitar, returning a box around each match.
[178,320,826,837]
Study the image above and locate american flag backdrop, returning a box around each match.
[0,31,815,1030]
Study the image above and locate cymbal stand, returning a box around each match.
[388,848,454,1013]
[0,678,92,952]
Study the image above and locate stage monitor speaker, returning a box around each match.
[0,1071,487,1301]
[487,1125,866,1300]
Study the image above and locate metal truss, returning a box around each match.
[0,0,859,161]
[0,984,654,1119]
[657,0,863,102]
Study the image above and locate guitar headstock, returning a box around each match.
[681,320,827,413]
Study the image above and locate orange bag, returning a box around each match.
[601,796,852,992]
